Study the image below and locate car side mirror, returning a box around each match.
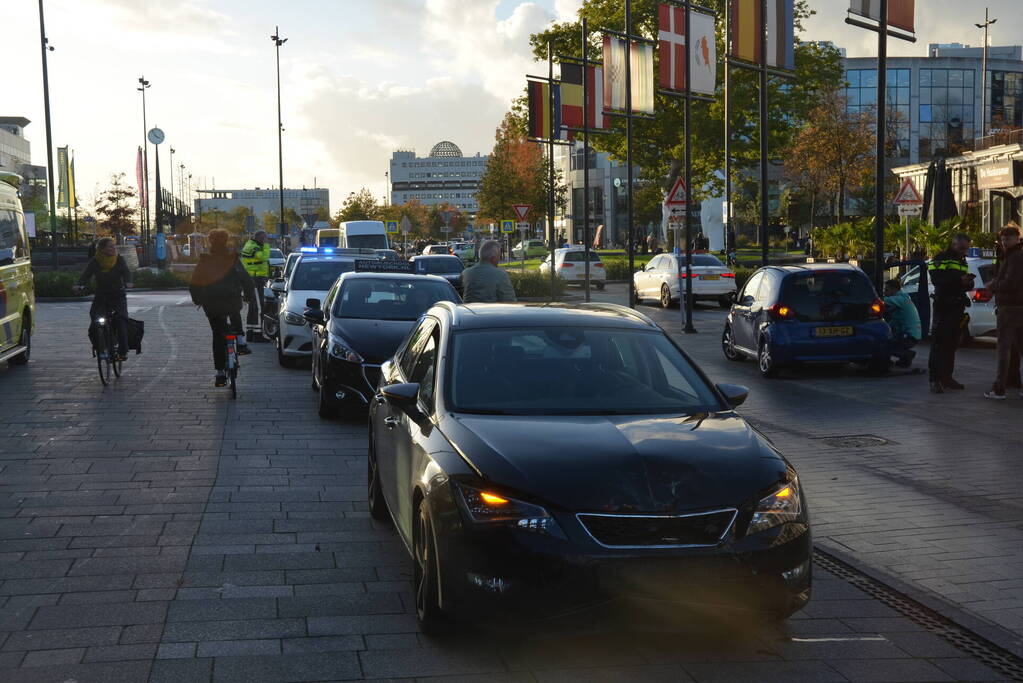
[306,298,321,309]
[741,295,754,306]
[303,308,325,326]
[270,281,286,293]
[716,383,749,408]
[381,382,420,409]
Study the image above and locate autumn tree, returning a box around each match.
[94,173,138,242]
[336,189,379,222]
[377,200,432,239]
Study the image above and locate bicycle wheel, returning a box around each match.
[229,368,237,399]
[97,328,112,386]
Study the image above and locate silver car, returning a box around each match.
[273,255,358,367]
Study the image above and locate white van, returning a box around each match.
[337,221,389,250]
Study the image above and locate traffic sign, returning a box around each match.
[440,226,452,233]
[439,210,454,225]
[512,204,531,221]
[664,176,688,207]
[893,178,923,205]
[385,220,399,233]
[501,220,515,233]
[465,223,474,233]
[516,222,530,231]
[400,215,412,233]
[898,204,922,217]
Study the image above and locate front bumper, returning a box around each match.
[324,355,383,406]
[280,320,312,357]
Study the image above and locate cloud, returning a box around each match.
[555,0,584,22]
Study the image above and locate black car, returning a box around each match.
[305,273,460,418]
[369,302,812,631]
[410,255,465,292]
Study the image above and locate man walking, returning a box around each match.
[984,225,1023,400]
[240,230,271,342]
[928,234,975,394]
[461,240,516,303]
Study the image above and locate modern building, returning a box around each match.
[194,187,329,224]
[0,117,48,212]
[388,142,487,213]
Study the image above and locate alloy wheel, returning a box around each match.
[758,340,778,378]
[722,326,742,362]
[660,284,672,308]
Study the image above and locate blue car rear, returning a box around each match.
[722,264,893,377]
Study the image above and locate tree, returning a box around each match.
[94,173,138,242]
[377,200,431,239]
[336,189,379,222]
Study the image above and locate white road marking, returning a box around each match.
[790,636,888,643]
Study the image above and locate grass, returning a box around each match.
[500,252,655,279]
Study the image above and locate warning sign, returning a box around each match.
[664,176,688,207]
[893,178,923,205]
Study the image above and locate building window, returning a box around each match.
[919,68,974,158]
[844,68,910,158]
[990,71,1023,131]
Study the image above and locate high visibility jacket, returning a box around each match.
[240,239,270,278]
[928,248,971,312]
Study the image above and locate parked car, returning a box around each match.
[511,239,548,260]
[451,241,476,261]
[409,255,465,292]
[369,302,811,630]
[722,264,892,377]
[422,244,454,256]
[269,248,285,269]
[306,273,460,418]
[633,253,737,309]
[901,257,995,342]
[272,254,359,368]
[538,248,606,289]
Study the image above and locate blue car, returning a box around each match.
[722,264,893,378]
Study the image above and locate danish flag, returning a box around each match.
[658,4,687,91]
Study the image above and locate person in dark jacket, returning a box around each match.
[76,237,133,360]
[984,225,1023,399]
[190,229,255,387]
[927,233,975,394]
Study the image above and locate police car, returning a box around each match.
[0,172,33,367]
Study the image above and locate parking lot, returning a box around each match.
[0,291,1018,681]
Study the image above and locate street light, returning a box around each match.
[169,146,175,224]
[37,0,59,268]
[271,26,288,250]
[976,9,997,139]
[138,76,151,260]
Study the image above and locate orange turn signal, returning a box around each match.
[479,492,509,505]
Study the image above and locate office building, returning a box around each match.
[194,187,329,223]
[389,142,487,213]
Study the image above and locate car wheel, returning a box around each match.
[414,497,447,634]
[595,281,605,291]
[867,357,892,375]
[277,335,297,369]
[660,284,673,309]
[317,380,337,419]
[722,325,743,362]
[758,339,779,378]
[367,441,390,522]
[718,296,732,309]
[8,313,30,366]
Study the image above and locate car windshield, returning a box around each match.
[781,271,877,322]
[291,260,356,291]
[418,258,463,274]
[347,234,389,249]
[447,327,720,415]
[333,279,459,321]
[318,236,339,247]
[563,251,602,262]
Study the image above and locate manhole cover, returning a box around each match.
[817,434,893,448]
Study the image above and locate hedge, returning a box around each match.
[34,271,90,298]
[507,271,565,300]
[133,268,190,289]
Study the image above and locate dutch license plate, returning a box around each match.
[701,275,719,281]
[813,326,854,338]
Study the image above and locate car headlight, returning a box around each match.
[284,311,306,326]
[748,478,803,535]
[453,483,564,537]
[328,337,364,363]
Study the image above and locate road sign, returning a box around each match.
[439,210,453,225]
[400,215,412,233]
[385,220,399,233]
[512,204,531,221]
[465,223,474,233]
[440,226,452,233]
[664,176,688,207]
[501,220,515,233]
[898,204,922,217]
[516,222,530,231]
[893,178,923,205]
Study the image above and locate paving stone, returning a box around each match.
[29,601,168,629]
[150,657,213,683]
[2,626,121,651]
[156,642,198,659]
[828,657,955,682]
[196,638,281,657]
[160,618,306,642]
[83,643,158,662]
[211,652,362,682]
[21,647,86,666]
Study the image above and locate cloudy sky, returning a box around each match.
[5,0,1016,213]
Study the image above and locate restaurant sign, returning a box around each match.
[976,160,1019,190]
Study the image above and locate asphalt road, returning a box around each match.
[0,290,1015,682]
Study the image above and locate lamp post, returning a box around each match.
[271,26,288,250]
[138,76,151,260]
[168,147,175,225]
[976,9,997,139]
[148,127,166,268]
[37,0,59,268]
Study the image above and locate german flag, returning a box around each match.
[528,80,563,140]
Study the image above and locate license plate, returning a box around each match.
[701,275,719,281]
[813,326,854,338]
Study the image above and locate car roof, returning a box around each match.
[337,272,450,282]
[431,302,659,330]
[411,254,459,259]
[295,254,359,264]
[767,263,863,274]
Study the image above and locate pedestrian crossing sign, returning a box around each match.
[385,220,399,233]
[501,220,515,233]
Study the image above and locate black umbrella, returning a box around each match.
[922,157,959,226]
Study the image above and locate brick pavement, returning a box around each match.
[0,291,1011,681]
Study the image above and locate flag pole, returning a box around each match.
[625,0,636,308]
[548,41,557,300]
[724,0,733,263]
[873,0,888,292]
[582,18,592,303]
[683,0,696,333]
[759,0,769,267]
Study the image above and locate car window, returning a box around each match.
[647,255,663,270]
[399,318,437,378]
[417,257,463,274]
[692,254,724,267]
[740,272,764,302]
[901,266,920,289]
[447,327,720,415]
[322,279,342,313]
[781,271,878,322]
[409,333,438,410]
[0,209,28,262]
[754,271,776,304]
[291,260,356,291]
[334,279,458,321]
[270,249,284,259]
[978,264,995,286]
[564,251,601,262]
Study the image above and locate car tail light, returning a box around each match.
[593,262,604,268]
[768,303,796,320]
[559,263,574,268]
[973,288,992,303]
[721,272,736,278]
[869,298,884,318]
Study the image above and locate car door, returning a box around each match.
[732,271,764,350]
[312,281,339,386]
[635,255,657,296]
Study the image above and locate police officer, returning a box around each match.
[928,233,975,394]
[240,230,271,342]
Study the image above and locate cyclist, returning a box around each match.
[76,237,133,361]
[189,229,255,387]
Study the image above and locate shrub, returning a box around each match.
[733,266,756,292]
[602,260,635,281]
[508,271,565,300]
[133,268,190,289]
[34,271,90,298]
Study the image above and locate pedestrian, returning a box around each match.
[189,229,254,387]
[984,224,1023,400]
[994,224,1022,391]
[461,240,516,304]
[239,230,270,342]
[75,237,132,361]
[927,233,975,394]
[883,278,921,368]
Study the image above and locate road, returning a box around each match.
[0,290,1016,682]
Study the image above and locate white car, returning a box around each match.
[269,248,285,270]
[273,254,359,367]
[539,248,606,289]
[901,257,996,341]
[451,241,475,261]
[633,252,737,308]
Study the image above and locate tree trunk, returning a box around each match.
[837,177,846,223]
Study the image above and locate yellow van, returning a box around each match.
[0,172,34,366]
[315,229,341,248]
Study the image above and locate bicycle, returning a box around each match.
[92,310,123,386]
[224,331,240,398]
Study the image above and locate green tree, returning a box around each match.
[336,189,379,222]
[94,173,138,242]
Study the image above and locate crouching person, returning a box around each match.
[884,278,922,368]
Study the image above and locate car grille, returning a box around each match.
[577,509,737,548]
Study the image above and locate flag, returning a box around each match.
[849,0,915,33]
[560,63,609,136]
[766,0,794,70]
[528,80,563,140]
[730,0,794,69]
[603,36,654,114]
[659,5,717,95]
[68,154,77,209]
[730,0,761,64]
[690,11,717,93]
[56,146,69,208]
[136,147,146,209]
